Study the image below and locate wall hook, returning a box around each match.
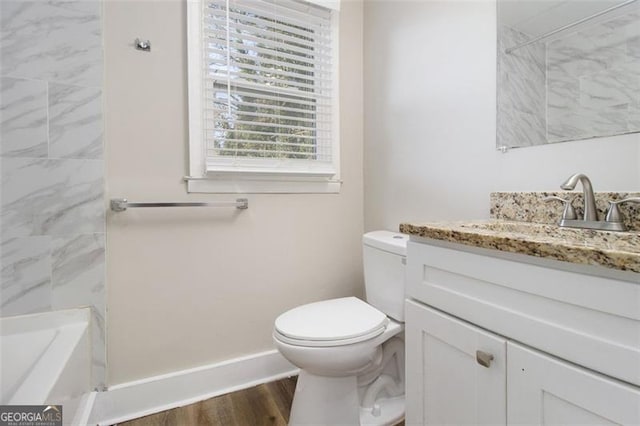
[135,38,151,52]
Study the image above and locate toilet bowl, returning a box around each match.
[273,231,408,426]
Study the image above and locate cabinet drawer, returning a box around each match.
[406,242,640,386]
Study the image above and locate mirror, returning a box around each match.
[497,0,640,149]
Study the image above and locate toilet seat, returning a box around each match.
[274,297,389,348]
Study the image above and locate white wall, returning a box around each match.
[105,0,363,385]
[363,0,640,231]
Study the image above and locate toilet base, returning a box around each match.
[288,371,405,426]
[360,395,405,426]
[289,371,360,425]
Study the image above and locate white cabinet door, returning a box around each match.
[405,300,507,425]
[508,342,640,425]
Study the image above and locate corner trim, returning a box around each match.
[88,350,298,425]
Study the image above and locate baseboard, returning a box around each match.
[88,350,298,425]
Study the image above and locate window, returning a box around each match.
[187,0,340,193]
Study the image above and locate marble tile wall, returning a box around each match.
[547,10,640,143]
[497,25,547,148]
[0,0,105,388]
[499,7,639,148]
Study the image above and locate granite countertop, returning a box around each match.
[399,220,640,274]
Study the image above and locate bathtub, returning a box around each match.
[0,308,93,423]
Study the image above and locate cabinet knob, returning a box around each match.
[476,350,494,368]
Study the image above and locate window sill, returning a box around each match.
[186,176,342,194]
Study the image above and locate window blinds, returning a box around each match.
[202,0,335,174]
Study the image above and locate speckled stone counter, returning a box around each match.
[399,220,640,274]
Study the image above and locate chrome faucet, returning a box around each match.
[554,173,630,232]
[560,173,598,221]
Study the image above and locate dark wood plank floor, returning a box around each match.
[119,377,297,426]
[119,376,404,426]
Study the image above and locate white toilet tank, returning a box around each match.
[362,231,408,322]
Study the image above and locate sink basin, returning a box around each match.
[456,221,638,252]
[399,220,640,273]
[459,221,556,234]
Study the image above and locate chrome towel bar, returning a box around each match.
[110,198,248,212]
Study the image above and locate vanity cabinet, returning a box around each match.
[405,240,640,425]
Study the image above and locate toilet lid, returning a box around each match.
[274,297,388,346]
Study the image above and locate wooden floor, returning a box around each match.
[120,377,297,426]
[119,376,404,426]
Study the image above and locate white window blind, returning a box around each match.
[200,0,336,176]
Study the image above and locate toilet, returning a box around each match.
[273,231,408,425]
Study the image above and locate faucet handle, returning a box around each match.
[605,197,640,223]
[544,196,577,220]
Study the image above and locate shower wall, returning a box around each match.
[0,0,106,388]
[497,7,639,149]
[497,25,547,148]
[547,10,640,143]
